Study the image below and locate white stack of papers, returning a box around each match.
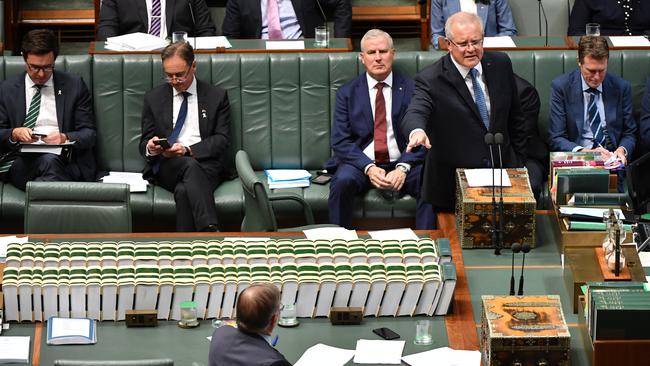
[20,141,75,155]
[402,347,481,366]
[101,171,149,192]
[303,227,359,240]
[105,32,169,51]
[294,344,355,366]
[608,36,650,47]
[558,207,624,219]
[0,235,28,260]
[483,36,517,48]
[46,317,97,345]
[353,339,405,364]
[0,336,30,363]
[465,169,512,187]
[265,40,305,50]
[368,228,419,241]
[186,36,232,49]
[265,169,311,189]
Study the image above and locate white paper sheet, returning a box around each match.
[483,36,517,48]
[223,237,271,242]
[303,227,359,240]
[608,36,650,47]
[105,32,168,51]
[101,171,149,192]
[558,207,623,219]
[49,317,92,339]
[265,41,305,50]
[265,169,311,182]
[402,347,481,366]
[294,343,356,366]
[0,336,30,363]
[368,228,419,241]
[0,235,29,259]
[353,339,405,364]
[464,168,512,187]
[186,36,232,49]
[639,251,650,268]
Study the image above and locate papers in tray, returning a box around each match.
[265,40,305,50]
[46,317,97,345]
[265,169,311,189]
[186,36,232,49]
[0,336,30,364]
[483,36,517,48]
[105,32,169,51]
[20,141,75,155]
[101,171,149,192]
[464,168,512,187]
[608,36,650,47]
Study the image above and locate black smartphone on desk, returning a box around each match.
[372,327,400,340]
[153,138,171,149]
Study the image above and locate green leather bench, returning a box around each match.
[2,50,649,232]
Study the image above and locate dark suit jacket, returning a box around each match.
[222,0,351,39]
[514,74,547,163]
[549,69,636,155]
[401,52,527,210]
[0,71,97,181]
[139,78,231,180]
[208,325,292,366]
[568,0,650,36]
[639,75,650,156]
[97,0,217,41]
[326,71,424,171]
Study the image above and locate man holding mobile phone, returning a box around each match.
[140,41,231,232]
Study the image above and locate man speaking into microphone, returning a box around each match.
[401,11,527,213]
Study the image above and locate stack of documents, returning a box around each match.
[0,336,30,363]
[46,317,97,345]
[100,171,149,192]
[186,36,232,49]
[105,32,169,51]
[265,169,311,189]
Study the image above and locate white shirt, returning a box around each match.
[173,77,201,147]
[459,0,478,14]
[572,76,607,152]
[146,0,168,39]
[450,55,492,122]
[25,74,58,135]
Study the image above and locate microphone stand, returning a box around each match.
[484,133,499,255]
[495,133,505,256]
[538,0,549,47]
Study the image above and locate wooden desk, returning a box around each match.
[437,35,572,51]
[89,38,353,55]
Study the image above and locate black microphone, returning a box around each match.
[494,133,505,256]
[509,243,521,295]
[188,2,197,48]
[538,0,549,47]
[517,243,531,296]
[315,0,328,28]
[484,133,500,255]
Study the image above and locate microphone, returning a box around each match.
[509,243,521,295]
[188,2,197,48]
[484,133,500,255]
[315,0,328,28]
[517,243,531,296]
[494,133,505,256]
[538,0,549,47]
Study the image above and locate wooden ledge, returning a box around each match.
[352,6,421,21]
[19,9,95,25]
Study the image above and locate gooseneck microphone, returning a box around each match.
[538,0,549,47]
[494,133,505,256]
[517,243,531,296]
[188,2,196,48]
[315,0,328,28]
[509,243,521,295]
[484,133,500,255]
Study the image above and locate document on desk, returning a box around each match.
[353,339,405,364]
[483,36,517,48]
[608,36,650,47]
[0,235,28,260]
[0,336,30,363]
[368,228,418,241]
[402,347,481,366]
[186,36,232,49]
[20,141,75,155]
[303,227,358,240]
[464,168,511,187]
[558,207,623,220]
[105,32,169,51]
[294,343,355,366]
[266,40,305,50]
[46,317,97,345]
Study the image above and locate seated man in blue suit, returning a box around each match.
[549,36,636,167]
[638,76,650,156]
[326,29,434,230]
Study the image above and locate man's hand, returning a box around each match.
[583,146,611,159]
[42,132,66,145]
[146,136,165,155]
[11,127,37,143]
[162,143,186,158]
[614,147,627,166]
[406,130,431,152]
[367,165,392,189]
[385,168,406,191]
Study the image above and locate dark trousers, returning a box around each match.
[156,156,220,231]
[328,163,435,230]
[9,153,77,191]
[525,158,547,205]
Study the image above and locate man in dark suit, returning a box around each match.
[140,42,230,232]
[209,284,291,366]
[222,0,351,39]
[514,74,548,203]
[639,76,650,156]
[402,11,527,212]
[326,29,434,230]
[97,0,217,41]
[549,36,636,166]
[0,29,96,190]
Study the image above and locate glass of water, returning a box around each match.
[414,319,433,345]
[314,26,329,48]
[585,23,600,36]
[278,303,299,327]
[173,31,188,43]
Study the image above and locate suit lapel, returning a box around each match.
[165,0,176,36]
[359,74,373,136]
[137,0,149,29]
[196,80,209,138]
[15,75,27,126]
[602,75,618,145]
[53,73,65,130]
[570,70,585,135]
[391,73,404,145]
[163,85,174,136]
[442,54,483,126]
[290,0,304,31]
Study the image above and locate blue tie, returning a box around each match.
[586,88,605,148]
[469,68,489,129]
[169,91,190,144]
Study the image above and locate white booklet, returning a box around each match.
[0,336,30,363]
[46,317,97,345]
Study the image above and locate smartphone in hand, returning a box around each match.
[153,138,171,150]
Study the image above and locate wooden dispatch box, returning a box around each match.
[456,168,536,249]
[481,295,571,366]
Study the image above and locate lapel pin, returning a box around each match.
[58,90,62,95]
[202,109,207,118]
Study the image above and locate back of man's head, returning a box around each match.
[236,283,281,334]
[161,41,195,66]
[21,29,59,61]
[578,36,609,64]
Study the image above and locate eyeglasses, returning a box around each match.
[163,67,192,83]
[27,63,55,73]
[447,38,484,50]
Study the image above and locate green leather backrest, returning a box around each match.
[0,55,92,89]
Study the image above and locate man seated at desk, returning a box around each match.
[97,0,217,41]
[209,284,291,366]
[326,29,434,230]
[0,29,97,190]
[221,0,351,39]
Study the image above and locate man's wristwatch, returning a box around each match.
[184,146,192,157]
[396,165,408,173]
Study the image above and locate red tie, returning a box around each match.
[374,82,389,164]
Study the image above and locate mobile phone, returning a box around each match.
[372,327,400,340]
[311,174,331,185]
[32,132,47,138]
[154,138,171,149]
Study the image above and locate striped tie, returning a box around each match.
[149,0,162,37]
[586,88,606,148]
[0,85,42,173]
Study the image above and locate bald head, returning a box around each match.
[236,283,281,334]
[445,11,484,42]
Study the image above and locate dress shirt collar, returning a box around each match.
[174,77,197,98]
[25,72,54,89]
[450,55,483,80]
[366,72,393,90]
[580,75,603,94]
[259,333,274,346]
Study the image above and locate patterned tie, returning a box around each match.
[0,85,42,173]
[469,68,489,129]
[266,0,283,40]
[149,0,162,37]
[373,82,389,164]
[586,88,606,148]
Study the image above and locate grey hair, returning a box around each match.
[360,29,394,51]
[444,11,484,41]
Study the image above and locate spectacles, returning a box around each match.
[163,67,192,83]
[27,63,55,73]
[447,38,484,50]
